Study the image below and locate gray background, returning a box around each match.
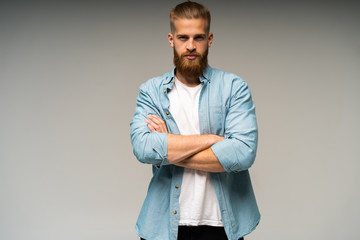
[1,0,359,239]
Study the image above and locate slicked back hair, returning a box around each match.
[170,1,211,34]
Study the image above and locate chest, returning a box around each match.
[163,80,226,136]
[167,82,202,135]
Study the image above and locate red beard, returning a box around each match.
[173,48,208,79]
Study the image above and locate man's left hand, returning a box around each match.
[145,115,169,133]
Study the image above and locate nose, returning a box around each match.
[186,39,196,52]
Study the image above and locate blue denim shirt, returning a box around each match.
[130,65,260,240]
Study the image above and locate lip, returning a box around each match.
[184,55,198,60]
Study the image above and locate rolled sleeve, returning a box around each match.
[211,137,256,172]
[130,82,169,167]
[211,80,258,173]
[131,130,169,167]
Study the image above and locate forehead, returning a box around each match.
[173,18,207,35]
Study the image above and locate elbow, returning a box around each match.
[131,132,152,164]
[228,149,256,173]
[229,140,257,173]
[211,136,257,173]
[131,130,168,166]
[239,147,257,170]
[132,141,147,164]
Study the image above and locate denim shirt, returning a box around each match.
[130,65,260,240]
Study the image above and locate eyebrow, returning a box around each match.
[194,34,206,38]
[176,34,206,38]
[176,34,188,38]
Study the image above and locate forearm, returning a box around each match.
[174,148,226,172]
[144,114,225,167]
[167,134,223,164]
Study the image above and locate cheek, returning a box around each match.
[174,41,186,50]
[174,47,185,56]
[198,44,209,54]
[173,47,180,56]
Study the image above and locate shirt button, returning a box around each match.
[175,185,179,189]
[166,111,169,115]
[173,210,177,214]
[163,89,166,93]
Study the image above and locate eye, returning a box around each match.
[177,36,188,41]
[195,35,205,41]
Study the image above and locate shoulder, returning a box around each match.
[139,71,173,93]
[209,67,248,89]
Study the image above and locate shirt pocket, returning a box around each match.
[208,104,225,135]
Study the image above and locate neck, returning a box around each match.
[175,70,201,87]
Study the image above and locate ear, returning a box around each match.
[208,33,214,48]
[168,33,174,48]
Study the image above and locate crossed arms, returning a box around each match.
[130,79,258,173]
[145,115,226,172]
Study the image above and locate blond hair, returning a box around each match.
[170,1,211,33]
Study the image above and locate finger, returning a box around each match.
[150,114,164,121]
[154,115,166,125]
[146,115,168,133]
[147,124,155,132]
[147,116,163,132]
[145,119,158,130]
[148,115,163,124]
[149,115,166,132]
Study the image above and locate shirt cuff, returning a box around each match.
[152,132,169,168]
[211,139,241,173]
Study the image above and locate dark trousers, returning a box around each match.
[140,225,244,240]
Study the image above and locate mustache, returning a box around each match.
[181,52,201,57]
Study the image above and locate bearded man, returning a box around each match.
[130,1,260,240]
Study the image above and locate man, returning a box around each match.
[130,1,260,240]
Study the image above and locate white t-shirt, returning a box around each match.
[168,76,223,226]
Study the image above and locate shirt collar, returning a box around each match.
[164,65,212,85]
